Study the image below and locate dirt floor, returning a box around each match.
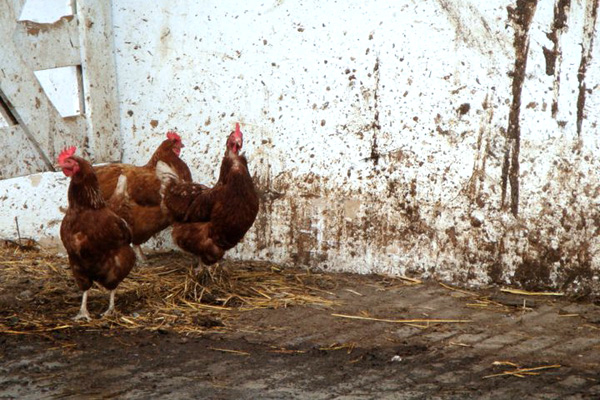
[1,244,600,399]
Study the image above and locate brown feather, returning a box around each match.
[93,135,193,248]
[107,176,170,246]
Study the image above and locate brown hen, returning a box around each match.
[156,123,259,276]
[58,147,136,320]
[94,131,192,261]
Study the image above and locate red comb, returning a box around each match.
[234,123,243,139]
[167,131,181,142]
[58,146,76,165]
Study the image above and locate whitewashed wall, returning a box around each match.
[1,0,599,295]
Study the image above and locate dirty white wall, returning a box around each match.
[1,0,600,295]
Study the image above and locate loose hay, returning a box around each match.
[331,313,472,324]
[439,282,517,314]
[208,347,251,356]
[500,288,565,296]
[0,245,338,337]
[484,362,562,379]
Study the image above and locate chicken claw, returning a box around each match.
[73,310,92,321]
[73,290,92,321]
[101,290,117,318]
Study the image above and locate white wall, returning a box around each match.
[2,0,600,294]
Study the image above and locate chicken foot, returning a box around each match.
[73,290,91,321]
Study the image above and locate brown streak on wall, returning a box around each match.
[576,0,599,136]
[544,0,571,118]
[502,0,538,216]
[369,57,381,165]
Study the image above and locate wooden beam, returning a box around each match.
[0,0,83,176]
[13,16,81,71]
[76,0,122,163]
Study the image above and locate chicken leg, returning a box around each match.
[73,290,91,321]
[101,290,117,317]
[133,245,147,264]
